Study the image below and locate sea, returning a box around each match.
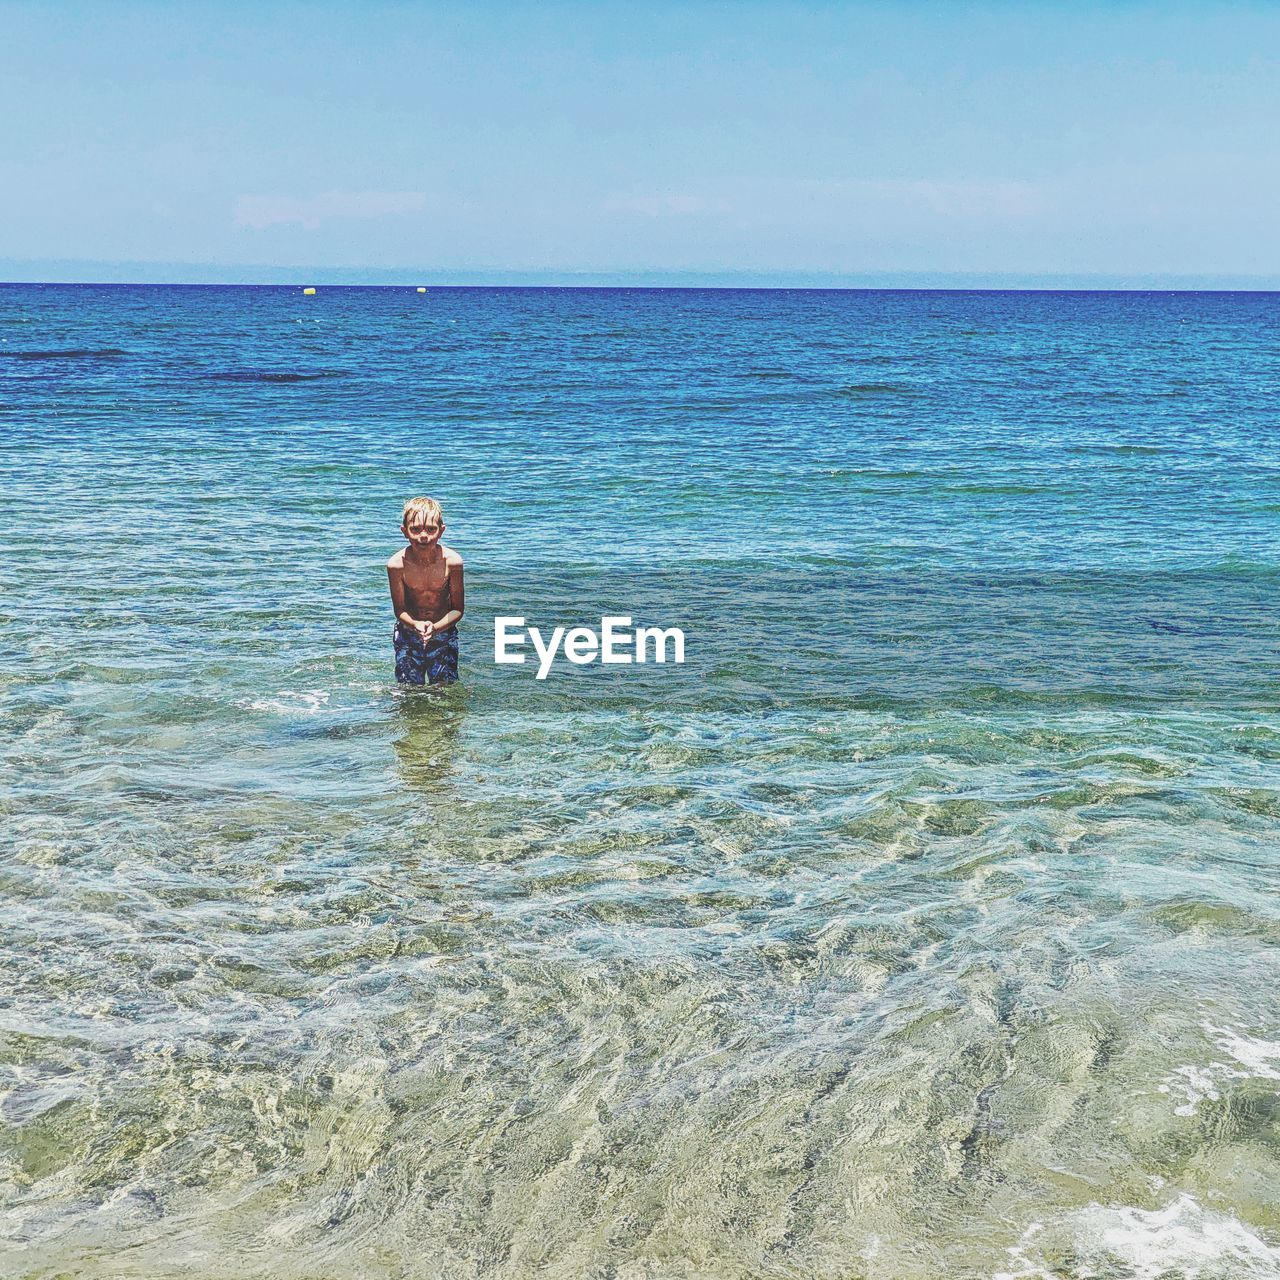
[2,284,1279,1279]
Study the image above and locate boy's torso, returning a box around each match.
[401,544,455,625]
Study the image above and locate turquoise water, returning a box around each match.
[2,285,1280,1278]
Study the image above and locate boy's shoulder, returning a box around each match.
[441,543,463,567]
[386,545,408,569]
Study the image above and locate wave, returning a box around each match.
[235,689,331,715]
[946,483,1063,495]
[836,382,919,396]
[1159,1022,1280,1116]
[1067,443,1165,456]
[0,347,126,359]
[999,1194,1280,1279]
[204,369,346,383]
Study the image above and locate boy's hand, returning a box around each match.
[416,620,435,642]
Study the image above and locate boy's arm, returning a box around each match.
[431,559,465,632]
[387,560,428,635]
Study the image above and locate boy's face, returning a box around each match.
[403,514,444,550]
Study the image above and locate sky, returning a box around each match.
[3,1,1279,286]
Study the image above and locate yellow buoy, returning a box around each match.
[416,287,427,293]
[303,287,317,296]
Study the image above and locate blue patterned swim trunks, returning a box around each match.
[393,623,459,685]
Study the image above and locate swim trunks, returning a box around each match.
[393,622,459,685]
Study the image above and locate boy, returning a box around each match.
[387,497,465,684]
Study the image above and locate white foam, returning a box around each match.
[1210,1024,1280,1082]
[1159,1022,1280,1116]
[994,1222,1054,1280]
[237,689,331,715]
[998,1196,1280,1280]
[1160,1063,1224,1116]
[1076,1195,1280,1278]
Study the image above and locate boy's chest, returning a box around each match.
[404,560,449,593]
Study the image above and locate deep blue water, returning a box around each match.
[2,286,1279,1279]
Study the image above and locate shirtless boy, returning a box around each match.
[386,497,465,684]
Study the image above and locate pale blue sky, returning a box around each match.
[4,1,1279,285]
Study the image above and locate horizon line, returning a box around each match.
[4,279,1280,294]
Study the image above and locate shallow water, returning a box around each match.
[2,285,1279,1278]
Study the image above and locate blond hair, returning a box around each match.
[402,496,444,527]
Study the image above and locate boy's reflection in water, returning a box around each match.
[391,686,466,794]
